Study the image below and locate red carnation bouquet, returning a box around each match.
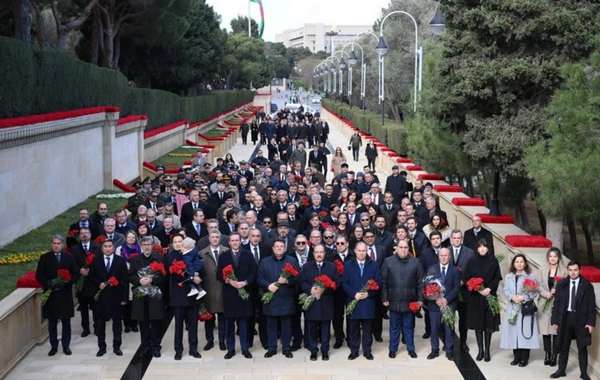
[94,276,119,301]
[95,235,106,244]
[542,276,564,313]
[466,277,502,316]
[344,279,378,316]
[298,274,337,310]
[74,253,95,294]
[335,260,344,275]
[67,229,80,243]
[197,303,213,322]
[261,262,299,304]
[169,259,188,287]
[134,261,166,299]
[41,269,72,306]
[153,244,168,255]
[222,264,249,300]
[422,276,456,327]
[508,277,538,324]
[409,301,420,313]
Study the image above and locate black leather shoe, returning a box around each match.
[549,371,566,378]
[48,347,58,356]
[224,351,236,359]
[242,350,252,359]
[283,350,293,358]
[580,374,591,380]
[422,332,431,339]
[96,348,106,357]
[333,341,343,349]
[348,351,359,360]
[153,351,161,358]
[363,352,374,360]
[310,352,317,361]
[408,351,417,358]
[131,326,139,332]
[519,361,528,367]
[81,330,90,338]
[219,342,227,351]
[322,352,329,361]
[544,352,551,365]
[63,348,72,355]
[460,343,469,353]
[446,352,454,361]
[290,345,301,352]
[401,337,406,344]
[174,352,182,360]
[416,310,423,319]
[113,348,123,356]
[389,351,396,358]
[189,350,202,358]
[427,350,439,360]
[549,354,557,366]
[264,350,277,358]
[510,358,519,365]
[382,313,390,320]
[374,336,383,343]
[203,342,214,351]
[124,327,131,333]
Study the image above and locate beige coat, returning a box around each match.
[199,245,228,313]
[331,156,347,176]
[535,264,568,335]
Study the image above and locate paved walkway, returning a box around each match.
[4,112,564,380]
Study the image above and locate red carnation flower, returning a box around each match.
[409,301,420,313]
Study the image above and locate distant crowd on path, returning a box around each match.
[36,109,595,380]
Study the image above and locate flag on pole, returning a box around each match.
[249,0,265,38]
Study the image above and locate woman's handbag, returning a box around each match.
[521,300,537,339]
[347,145,351,151]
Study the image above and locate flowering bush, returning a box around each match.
[0,251,43,265]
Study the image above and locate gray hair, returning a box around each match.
[311,194,321,201]
[140,236,154,245]
[182,237,196,250]
[209,228,221,236]
[51,234,64,243]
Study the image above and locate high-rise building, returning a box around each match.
[276,23,373,53]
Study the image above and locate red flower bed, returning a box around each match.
[113,179,135,192]
[580,266,600,283]
[405,165,423,171]
[143,161,179,174]
[433,185,463,192]
[396,158,412,163]
[0,106,120,129]
[386,152,399,157]
[144,120,188,139]
[504,235,553,248]
[185,139,202,146]
[418,174,445,181]
[380,147,392,152]
[117,115,148,125]
[198,133,225,141]
[16,270,43,288]
[201,149,210,154]
[475,213,516,224]
[451,198,486,206]
[184,160,192,165]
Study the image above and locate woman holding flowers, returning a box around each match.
[462,239,502,362]
[500,254,540,367]
[535,247,568,366]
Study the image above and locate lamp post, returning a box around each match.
[333,50,350,105]
[345,31,378,114]
[325,56,340,103]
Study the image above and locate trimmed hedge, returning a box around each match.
[322,98,408,156]
[0,37,254,129]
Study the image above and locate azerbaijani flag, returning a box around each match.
[250,0,265,38]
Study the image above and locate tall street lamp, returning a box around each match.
[333,50,350,104]
[346,30,378,114]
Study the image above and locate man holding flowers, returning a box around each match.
[257,238,299,358]
[36,234,80,356]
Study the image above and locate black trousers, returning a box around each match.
[78,295,96,332]
[557,313,589,375]
[205,312,226,344]
[513,348,531,362]
[173,305,199,353]
[97,317,122,349]
[139,319,162,352]
[457,301,469,344]
[333,291,350,344]
[352,147,359,161]
[367,158,375,171]
[291,304,306,347]
[242,134,248,144]
[122,301,137,329]
[48,318,71,349]
[372,298,385,339]
[349,319,373,354]
[307,320,331,354]
[543,334,558,353]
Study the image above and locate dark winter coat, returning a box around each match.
[36,251,80,320]
[257,254,300,316]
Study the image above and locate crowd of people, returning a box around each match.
[35,110,595,379]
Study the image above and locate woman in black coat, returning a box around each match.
[250,121,259,145]
[462,239,502,362]
[365,140,378,171]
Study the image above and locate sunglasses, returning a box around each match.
[361,218,370,221]
[296,242,307,245]
[263,221,272,224]
[335,242,346,245]
[323,235,334,239]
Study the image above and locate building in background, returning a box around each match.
[276,24,372,53]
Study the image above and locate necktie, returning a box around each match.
[317,263,322,274]
[105,257,111,272]
[474,230,478,237]
[193,203,197,210]
[388,205,392,211]
[299,253,307,267]
[253,247,259,264]
[359,262,364,277]
[570,281,576,311]
[196,224,200,236]
[152,202,157,211]
[108,234,113,240]
[454,248,459,264]
[219,193,223,200]
[411,239,416,256]
[213,249,219,262]
[441,266,446,281]
[233,251,239,262]
[55,254,61,262]
[435,249,439,256]
[290,216,294,221]
[83,244,88,252]
[369,247,375,261]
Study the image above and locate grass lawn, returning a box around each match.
[152,145,195,168]
[0,190,129,301]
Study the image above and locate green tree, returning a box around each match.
[269,55,290,79]
[222,32,272,89]
[230,15,258,37]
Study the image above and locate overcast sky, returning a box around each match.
[206,0,391,41]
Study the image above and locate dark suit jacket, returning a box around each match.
[180,202,206,226]
[36,251,80,320]
[242,242,271,266]
[551,276,596,349]
[380,203,400,227]
[115,221,137,236]
[452,245,475,270]
[463,227,495,255]
[184,222,208,241]
[366,244,386,267]
[155,228,176,248]
[409,230,430,257]
[165,250,197,308]
[308,150,325,167]
[218,222,237,236]
[88,254,129,319]
[147,220,163,235]
[420,247,441,271]
[299,260,340,321]
[67,221,102,247]
[425,263,461,311]
[216,248,257,318]
[71,242,102,297]
[287,216,303,233]
[341,258,382,320]
[303,205,329,225]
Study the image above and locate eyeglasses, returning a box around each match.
[270,193,276,196]
[323,235,334,239]
[296,241,307,245]
[263,221,272,224]
[361,218,370,221]
[335,242,346,245]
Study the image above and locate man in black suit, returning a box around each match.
[239,161,254,182]
[211,181,229,208]
[184,209,207,242]
[114,209,136,235]
[219,209,239,236]
[302,194,329,226]
[363,228,386,342]
[251,195,273,223]
[419,231,445,339]
[550,261,596,380]
[155,217,176,248]
[88,239,129,357]
[406,217,429,257]
[90,202,109,227]
[346,202,360,226]
[308,145,324,172]
[412,191,429,226]
[244,227,271,349]
[380,192,401,227]
[328,234,354,348]
[145,209,163,234]
[35,234,80,356]
[286,203,303,232]
[448,229,475,352]
[181,190,204,226]
[67,208,102,247]
[217,232,257,359]
[70,227,102,337]
[425,197,448,226]
[143,190,161,213]
[266,221,295,257]
[463,215,495,254]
